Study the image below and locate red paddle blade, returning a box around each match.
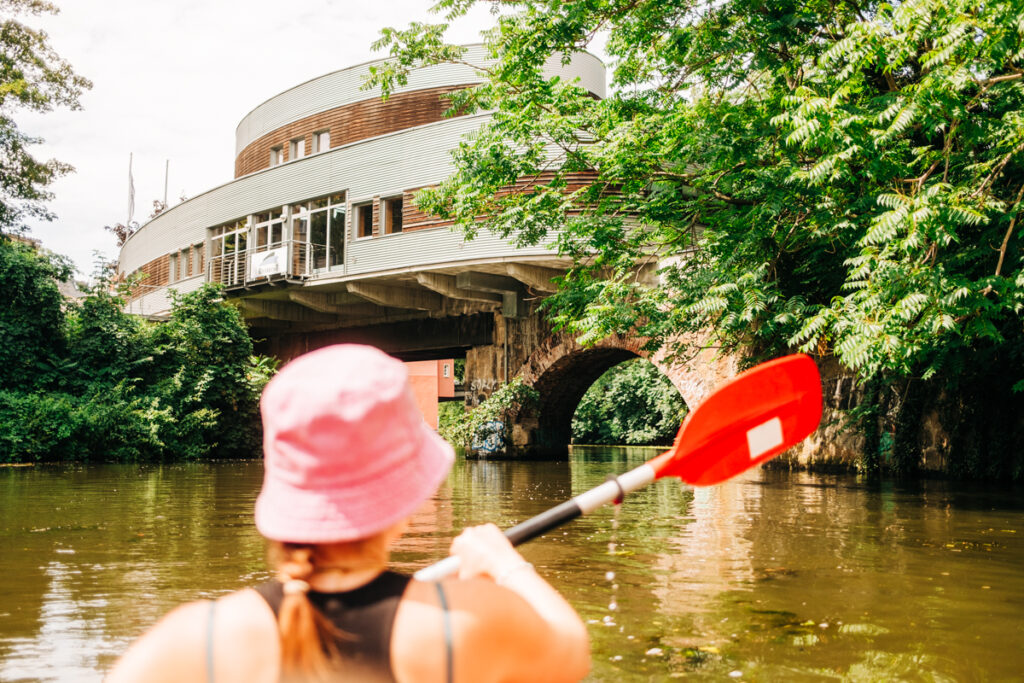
[648,354,822,486]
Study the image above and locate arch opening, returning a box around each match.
[570,357,689,447]
[528,348,688,454]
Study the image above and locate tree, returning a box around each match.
[0,237,275,462]
[571,359,687,446]
[369,0,1024,387]
[0,236,71,388]
[0,0,91,234]
[370,0,1024,477]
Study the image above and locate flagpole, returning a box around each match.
[127,153,135,226]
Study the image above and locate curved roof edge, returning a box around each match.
[234,44,606,155]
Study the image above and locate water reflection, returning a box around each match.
[2,453,1023,682]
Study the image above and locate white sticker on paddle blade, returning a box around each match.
[746,417,783,460]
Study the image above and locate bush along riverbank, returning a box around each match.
[0,239,274,463]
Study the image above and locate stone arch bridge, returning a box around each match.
[260,308,736,456]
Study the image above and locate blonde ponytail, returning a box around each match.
[272,543,344,681]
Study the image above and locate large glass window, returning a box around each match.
[253,209,285,250]
[292,193,346,272]
[209,219,248,285]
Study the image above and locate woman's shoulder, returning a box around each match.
[105,589,279,683]
[392,578,575,683]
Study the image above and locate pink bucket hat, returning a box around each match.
[255,344,455,543]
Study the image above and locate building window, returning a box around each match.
[209,219,248,286]
[253,209,285,251]
[192,244,203,276]
[168,253,177,284]
[269,146,283,167]
[354,202,374,238]
[383,196,403,234]
[293,192,347,272]
[313,130,330,154]
[179,248,190,280]
[289,137,305,161]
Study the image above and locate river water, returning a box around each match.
[2,447,1023,682]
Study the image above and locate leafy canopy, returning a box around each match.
[0,0,91,233]
[369,0,1024,387]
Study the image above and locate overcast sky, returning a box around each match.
[19,0,500,278]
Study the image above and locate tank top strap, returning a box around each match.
[435,582,453,683]
[254,571,412,683]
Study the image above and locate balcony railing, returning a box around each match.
[207,240,341,288]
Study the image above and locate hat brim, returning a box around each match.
[254,423,455,544]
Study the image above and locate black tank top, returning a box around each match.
[255,571,412,683]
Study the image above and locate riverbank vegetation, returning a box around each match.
[371,0,1024,479]
[0,239,272,462]
[571,359,687,446]
[439,377,539,451]
[439,359,687,449]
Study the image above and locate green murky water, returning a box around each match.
[2,449,1023,681]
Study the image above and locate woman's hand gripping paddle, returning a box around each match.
[415,353,823,581]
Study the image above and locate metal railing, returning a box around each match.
[207,240,341,288]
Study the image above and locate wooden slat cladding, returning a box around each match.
[401,187,453,233]
[398,170,601,233]
[125,254,171,302]
[500,170,600,196]
[235,86,469,178]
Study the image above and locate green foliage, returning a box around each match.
[0,238,275,462]
[369,0,1024,387]
[0,0,91,233]
[370,0,1024,477]
[439,377,539,450]
[571,359,687,446]
[0,238,71,388]
[437,399,466,440]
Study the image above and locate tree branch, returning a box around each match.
[993,182,1024,279]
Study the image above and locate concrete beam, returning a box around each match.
[257,312,496,360]
[455,271,528,318]
[456,271,523,294]
[287,291,384,318]
[347,282,443,311]
[415,273,503,303]
[506,264,564,293]
[237,298,338,324]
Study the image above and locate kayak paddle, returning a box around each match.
[415,353,822,581]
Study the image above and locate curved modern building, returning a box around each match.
[117,46,605,353]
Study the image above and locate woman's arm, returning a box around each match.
[449,523,591,681]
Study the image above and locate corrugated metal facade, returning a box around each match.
[347,227,557,277]
[120,114,487,272]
